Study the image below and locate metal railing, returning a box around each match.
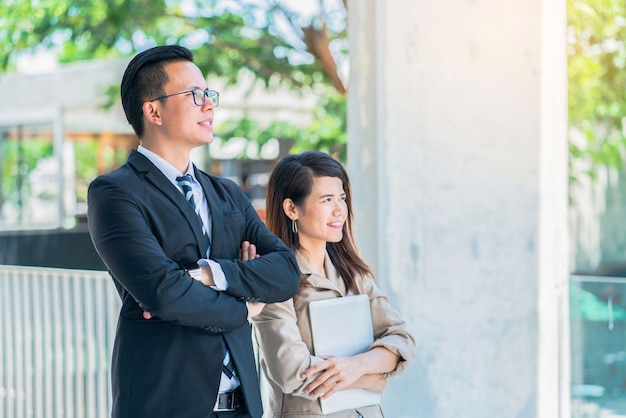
[0,265,119,418]
[5,266,626,418]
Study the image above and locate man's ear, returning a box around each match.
[142,101,162,126]
[282,198,298,220]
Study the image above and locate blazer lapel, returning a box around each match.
[128,150,208,256]
[296,251,346,295]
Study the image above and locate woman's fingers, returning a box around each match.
[303,357,358,398]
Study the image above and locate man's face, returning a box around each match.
[156,60,216,148]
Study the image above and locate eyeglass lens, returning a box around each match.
[192,89,219,107]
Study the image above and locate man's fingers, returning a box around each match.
[247,302,266,319]
[246,243,257,260]
[240,241,249,261]
[240,241,258,262]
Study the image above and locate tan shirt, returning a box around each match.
[252,251,416,417]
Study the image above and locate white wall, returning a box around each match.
[348,1,569,416]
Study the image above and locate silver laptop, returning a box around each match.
[308,294,382,414]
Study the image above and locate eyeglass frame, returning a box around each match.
[149,88,219,107]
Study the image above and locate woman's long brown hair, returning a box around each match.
[265,151,373,292]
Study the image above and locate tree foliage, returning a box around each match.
[8,1,626,165]
[0,0,348,158]
[0,0,347,92]
[218,91,346,158]
[568,0,626,177]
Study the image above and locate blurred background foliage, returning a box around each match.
[568,0,626,182]
[2,0,624,172]
[0,0,348,159]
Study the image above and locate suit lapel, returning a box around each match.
[128,150,208,256]
[296,251,346,295]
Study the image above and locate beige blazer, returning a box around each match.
[252,251,416,417]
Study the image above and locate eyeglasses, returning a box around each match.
[150,88,219,107]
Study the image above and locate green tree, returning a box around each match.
[0,1,349,157]
[568,0,626,179]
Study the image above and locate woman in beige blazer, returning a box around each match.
[252,151,416,417]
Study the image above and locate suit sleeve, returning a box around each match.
[87,175,247,331]
[212,185,301,303]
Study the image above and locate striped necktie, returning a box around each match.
[176,174,235,382]
[176,175,211,257]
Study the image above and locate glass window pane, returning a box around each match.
[571,277,626,417]
[0,123,58,229]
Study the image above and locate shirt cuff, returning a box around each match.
[198,258,229,291]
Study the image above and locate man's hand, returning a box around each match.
[239,240,260,261]
[246,301,266,319]
[198,266,215,287]
[241,241,265,318]
[142,240,260,320]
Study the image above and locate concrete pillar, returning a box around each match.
[347,1,569,417]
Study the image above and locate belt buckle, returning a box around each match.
[213,391,238,412]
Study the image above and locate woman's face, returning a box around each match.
[294,176,348,251]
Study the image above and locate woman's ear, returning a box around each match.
[142,101,162,126]
[282,198,297,220]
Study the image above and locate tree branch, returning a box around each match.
[302,23,346,94]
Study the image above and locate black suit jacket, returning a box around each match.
[87,150,300,418]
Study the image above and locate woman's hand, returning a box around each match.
[349,373,388,393]
[302,347,399,398]
[301,355,365,399]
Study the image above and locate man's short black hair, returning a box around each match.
[120,45,194,138]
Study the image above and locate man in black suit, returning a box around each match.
[87,45,300,418]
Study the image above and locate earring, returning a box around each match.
[291,219,298,234]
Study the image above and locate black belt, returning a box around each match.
[214,387,242,412]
